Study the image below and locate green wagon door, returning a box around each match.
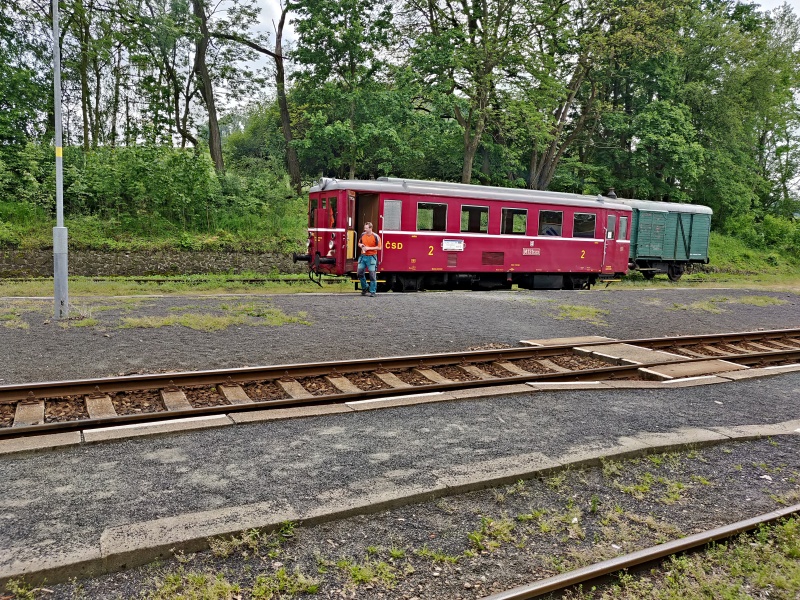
[689,214,711,262]
[674,213,692,261]
[636,211,667,258]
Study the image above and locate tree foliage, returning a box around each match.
[0,0,798,253]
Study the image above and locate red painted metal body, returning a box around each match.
[300,178,632,290]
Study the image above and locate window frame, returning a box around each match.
[538,210,563,236]
[416,201,448,232]
[572,212,597,239]
[460,204,489,233]
[501,207,528,235]
[618,216,629,241]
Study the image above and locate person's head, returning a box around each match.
[363,222,373,233]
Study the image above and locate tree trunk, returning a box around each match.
[275,7,302,194]
[110,44,122,147]
[192,0,224,173]
[77,0,91,150]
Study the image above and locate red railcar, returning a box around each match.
[294,177,632,291]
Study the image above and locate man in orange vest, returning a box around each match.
[357,222,381,297]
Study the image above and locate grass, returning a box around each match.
[553,304,610,326]
[0,274,353,297]
[119,305,310,331]
[565,517,800,599]
[668,294,789,313]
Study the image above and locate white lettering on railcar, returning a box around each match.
[523,248,541,256]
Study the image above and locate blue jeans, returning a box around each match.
[357,255,378,294]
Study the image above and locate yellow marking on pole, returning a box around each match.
[55,147,63,157]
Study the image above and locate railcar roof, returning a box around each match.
[614,198,713,215]
[310,177,631,211]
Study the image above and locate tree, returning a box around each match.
[403,0,549,184]
[291,0,395,179]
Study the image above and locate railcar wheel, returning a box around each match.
[667,264,684,282]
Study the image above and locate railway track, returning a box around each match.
[480,503,800,600]
[2,328,800,439]
[1,275,343,285]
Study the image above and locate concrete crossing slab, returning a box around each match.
[520,336,614,347]
[575,343,686,365]
[646,360,747,379]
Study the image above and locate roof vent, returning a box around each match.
[605,188,617,199]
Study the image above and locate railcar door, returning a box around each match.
[601,214,617,274]
[345,191,357,271]
[353,192,381,268]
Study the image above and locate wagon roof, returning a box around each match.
[311,177,632,211]
[614,198,713,215]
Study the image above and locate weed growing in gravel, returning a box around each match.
[546,471,568,492]
[553,304,610,326]
[414,545,460,563]
[564,518,800,599]
[4,579,37,600]
[334,557,396,587]
[251,567,320,598]
[617,472,654,499]
[517,507,548,522]
[208,523,295,560]
[148,569,241,599]
[601,459,623,479]
[467,516,515,552]
[389,547,406,559]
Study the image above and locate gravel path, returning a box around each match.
[0,287,798,385]
[41,436,800,599]
[1,286,799,599]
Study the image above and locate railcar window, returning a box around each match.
[573,213,596,238]
[417,203,447,231]
[538,210,563,236]
[606,215,616,239]
[384,200,402,230]
[461,205,489,233]
[619,216,628,240]
[309,199,318,227]
[329,197,338,228]
[501,208,527,235]
[321,198,327,209]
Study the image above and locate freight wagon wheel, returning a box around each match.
[667,264,684,282]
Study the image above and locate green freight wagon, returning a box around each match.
[616,199,712,281]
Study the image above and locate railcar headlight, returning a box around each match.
[306,237,312,250]
[328,240,335,249]
[330,232,336,240]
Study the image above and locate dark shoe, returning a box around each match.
[370,292,376,297]
[361,290,368,296]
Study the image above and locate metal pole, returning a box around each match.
[52,0,69,319]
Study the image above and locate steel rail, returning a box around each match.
[2,346,800,439]
[0,328,799,404]
[479,503,800,600]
